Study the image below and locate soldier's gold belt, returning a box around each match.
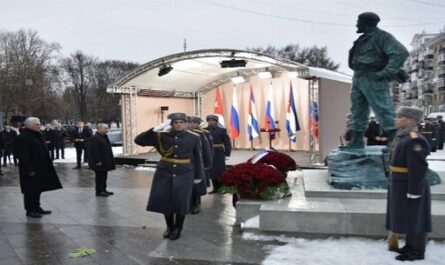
[390,166,408,173]
[214,144,224,148]
[160,157,191,164]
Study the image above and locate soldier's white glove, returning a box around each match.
[199,121,207,128]
[153,119,172,132]
[194,179,202,184]
[407,193,421,199]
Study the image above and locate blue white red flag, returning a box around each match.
[264,82,276,139]
[247,85,260,140]
[229,86,240,139]
[286,82,301,142]
[310,101,319,138]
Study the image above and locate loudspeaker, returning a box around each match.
[160,106,169,111]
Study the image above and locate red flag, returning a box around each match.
[214,87,225,127]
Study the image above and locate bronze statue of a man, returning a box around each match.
[343,12,409,149]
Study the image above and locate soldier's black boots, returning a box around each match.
[339,131,365,149]
[163,214,174,238]
[169,214,185,240]
[395,251,424,261]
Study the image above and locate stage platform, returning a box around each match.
[115,149,316,168]
[236,169,445,239]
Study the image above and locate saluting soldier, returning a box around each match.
[386,107,432,261]
[187,116,213,214]
[134,113,204,240]
[204,114,231,194]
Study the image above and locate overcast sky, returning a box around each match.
[1,0,444,74]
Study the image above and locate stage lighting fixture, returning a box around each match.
[158,65,173,77]
[220,59,247,68]
[231,76,245,84]
[258,71,272,79]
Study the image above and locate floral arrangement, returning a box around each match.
[219,150,298,200]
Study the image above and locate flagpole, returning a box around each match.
[250,139,254,150]
[232,139,236,150]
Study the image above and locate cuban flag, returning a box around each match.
[247,85,260,140]
[214,87,225,127]
[229,86,240,139]
[310,101,319,139]
[286,82,301,142]
[264,82,276,139]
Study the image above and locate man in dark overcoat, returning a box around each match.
[71,121,93,169]
[88,123,116,197]
[42,124,56,161]
[364,117,388,146]
[134,113,204,240]
[0,128,4,176]
[14,117,63,218]
[386,107,432,261]
[54,124,67,159]
[187,116,213,214]
[1,125,18,166]
[204,114,231,194]
[436,115,445,150]
[418,118,436,152]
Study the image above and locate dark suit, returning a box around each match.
[386,129,431,256]
[88,132,116,194]
[71,127,93,168]
[1,129,18,166]
[15,128,62,213]
[42,128,56,160]
[54,128,67,159]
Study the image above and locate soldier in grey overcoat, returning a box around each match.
[187,116,213,214]
[134,113,204,240]
[204,114,231,193]
[386,107,432,261]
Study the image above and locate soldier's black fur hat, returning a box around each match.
[167,112,187,122]
[187,116,202,123]
[396,107,423,122]
[206,114,219,122]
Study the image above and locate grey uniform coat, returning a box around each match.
[204,126,231,180]
[134,128,204,215]
[386,129,432,234]
[15,129,63,194]
[191,128,213,196]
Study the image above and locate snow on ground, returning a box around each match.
[243,233,445,265]
[52,146,122,164]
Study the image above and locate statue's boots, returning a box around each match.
[339,131,365,150]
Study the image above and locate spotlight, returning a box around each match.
[220,59,247,68]
[231,76,245,84]
[258,71,272,79]
[158,65,173,77]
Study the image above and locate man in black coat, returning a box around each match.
[365,117,388,146]
[42,124,56,161]
[386,107,431,261]
[1,125,18,166]
[204,114,231,194]
[54,124,67,159]
[134,113,204,240]
[14,117,63,218]
[0,128,4,176]
[71,121,93,169]
[187,116,213,214]
[88,123,116,197]
[434,116,445,150]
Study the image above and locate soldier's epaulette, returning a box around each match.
[192,129,202,133]
[410,132,418,139]
[201,128,209,133]
[187,130,200,137]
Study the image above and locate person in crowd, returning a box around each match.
[84,122,94,163]
[204,114,231,194]
[14,117,63,218]
[88,123,115,197]
[0,127,4,176]
[386,106,431,261]
[436,115,445,150]
[54,124,67,159]
[42,124,56,161]
[134,113,204,240]
[71,121,93,169]
[419,118,436,152]
[1,125,18,166]
[187,116,213,214]
[343,12,409,150]
[365,116,388,146]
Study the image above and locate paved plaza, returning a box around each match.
[0,163,278,265]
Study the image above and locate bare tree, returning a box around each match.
[60,51,97,121]
[248,44,340,71]
[0,29,61,122]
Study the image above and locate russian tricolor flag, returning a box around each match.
[264,82,276,139]
[247,85,260,140]
[286,82,301,142]
[229,86,240,139]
